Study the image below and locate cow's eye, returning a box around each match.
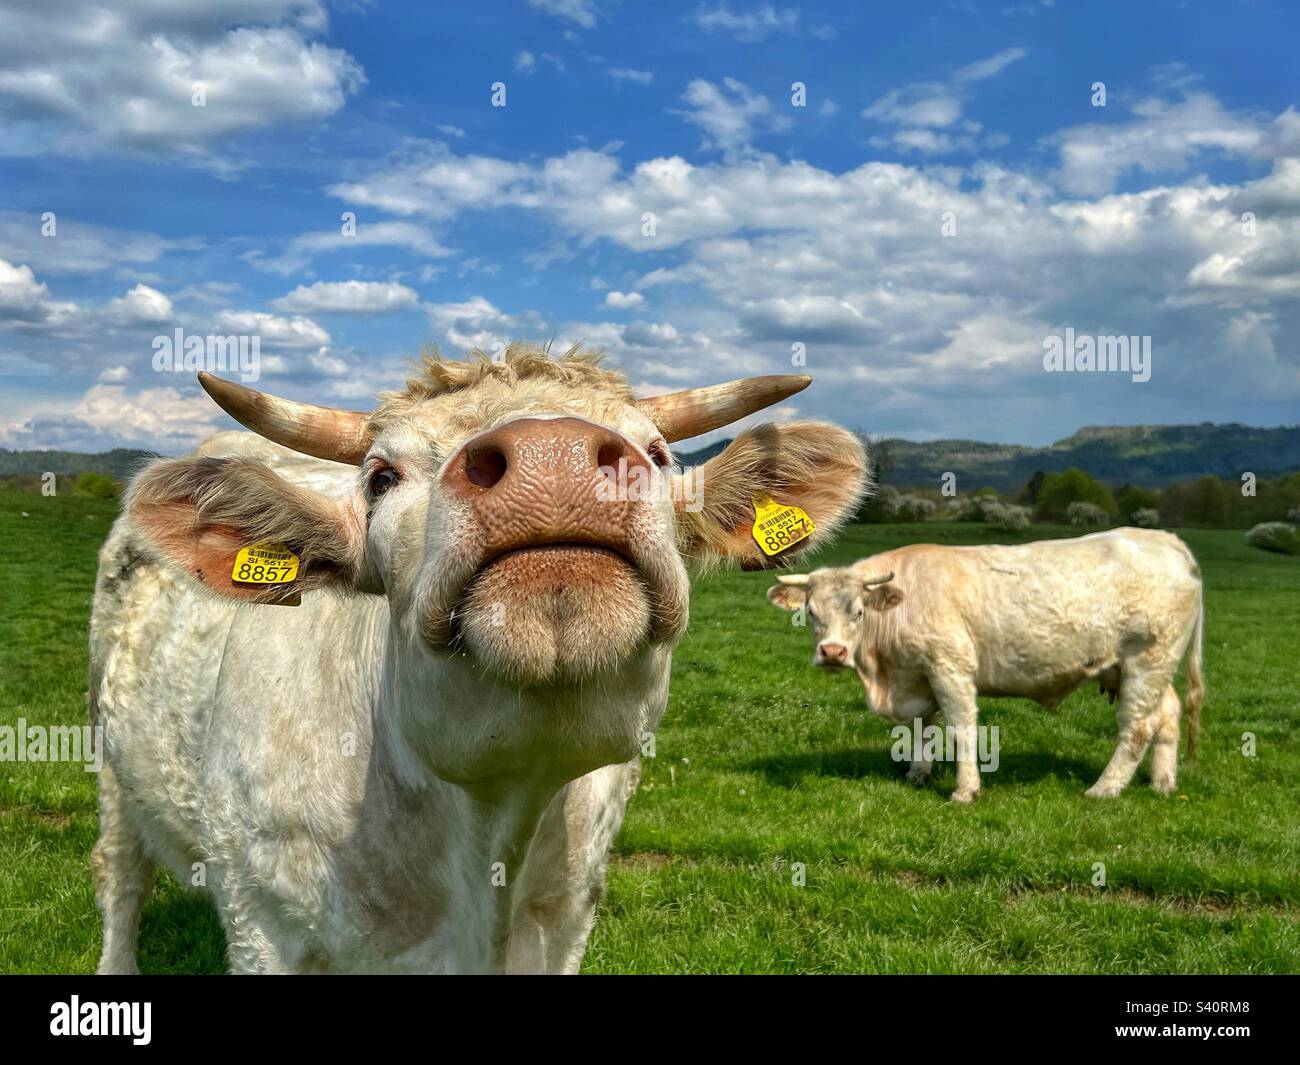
[853,608,864,621]
[648,438,671,468]
[369,466,399,498]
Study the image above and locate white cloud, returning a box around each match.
[0,1,364,165]
[0,257,78,326]
[862,47,1025,155]
[608,68,653,85]
[528,0,598,29]
[424,296,543,353]
[327,142,531,218]
[212,310,330,350]
[0,383,222,452]
[603,290,645,309]
[863,85,964,129]
[107,284,174,325]
[678,78,792,159]
[249,220,453,275]
[692,3,802,42]
[954,47,1028,84]
[271,280,420,315]
[1051,92,1271,196]
[514,50,537,74]
[0,211,199,276]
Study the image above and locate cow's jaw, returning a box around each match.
[386,617,673,787]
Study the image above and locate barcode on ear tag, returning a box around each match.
[232,541,300,584]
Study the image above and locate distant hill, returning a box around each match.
[678,423,1300,492]
[0,448,158,482]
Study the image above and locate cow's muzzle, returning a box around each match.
[425,416,685,683]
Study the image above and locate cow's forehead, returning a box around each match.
[808,569,863,610]
[369,373,660,456]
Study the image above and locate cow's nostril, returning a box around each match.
[596,441,624,474]
[466,446,508,489]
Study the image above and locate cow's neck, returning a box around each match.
[344,630,610,973]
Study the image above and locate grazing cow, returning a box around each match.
[89,345,867,974]
[767,528,1204,802]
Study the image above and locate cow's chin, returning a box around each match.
[455,544,653,687]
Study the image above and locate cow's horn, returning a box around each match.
[776,573,810,586]
[862,571,895,587]
[198,373,373,465]
[636,375,812,443]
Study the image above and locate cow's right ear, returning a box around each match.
[127,456,370,604]
[766,583,807,611]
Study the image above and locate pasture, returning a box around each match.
[1,487,1296,973]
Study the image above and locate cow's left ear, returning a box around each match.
[865,583,905,611]
[674,422,867,569]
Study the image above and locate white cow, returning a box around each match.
[767,528,1204,802]
[90,345,867,973]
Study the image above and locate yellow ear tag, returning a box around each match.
[752,494,816,556]
[231,541,300,585]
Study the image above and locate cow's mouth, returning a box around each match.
[446,541,656,685]
[480,541,637,576]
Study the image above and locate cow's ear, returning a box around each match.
[127,456,369,604]
[865,584,905,611]
[674,422,867,569]
[766,583,807,611]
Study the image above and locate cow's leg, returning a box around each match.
[1147,685,1182,795]
[928,673,982,803]
[1085,668,1170,798]
[905,708,939,785]
[92,764,155,975]
[507,760,639,975]
[216,877,311,974]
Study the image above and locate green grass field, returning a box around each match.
[1,488,1297,973]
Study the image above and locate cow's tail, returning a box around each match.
[1185,588,1205,761]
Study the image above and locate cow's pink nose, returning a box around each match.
[818,642,849,663]
[442,417,650,556]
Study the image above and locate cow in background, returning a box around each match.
[767,528,1204,802]
[90,345,867,973]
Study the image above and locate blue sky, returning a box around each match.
[1,0,1297,453]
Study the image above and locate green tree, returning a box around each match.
[73,472,122,499]
[1034,468,1118,523]
[1183,475,1232,527]
[1017,470,1046,506]
[1116,484,1159,524]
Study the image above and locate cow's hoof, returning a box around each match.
[950,788,979,805]
[905,764,933,785]
[1150,775,1177,795]
[1084,782,1122,799]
